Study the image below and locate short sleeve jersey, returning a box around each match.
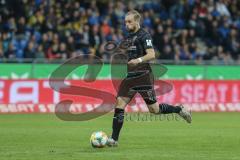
[125,28,154,73]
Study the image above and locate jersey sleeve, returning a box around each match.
[142,33,154,50]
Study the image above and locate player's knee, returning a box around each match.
[148,108,155,114]
[116,99,124,108]
[147,103,159,114]
[149,107,158,114]
[115,97,128,109]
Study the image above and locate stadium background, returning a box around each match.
[0,0,239,113]
[0,0,240,160]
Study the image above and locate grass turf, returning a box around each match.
[0,112,239,160]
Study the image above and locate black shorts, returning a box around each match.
[117,70,157,105]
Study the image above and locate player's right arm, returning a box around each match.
[128,33,155,66]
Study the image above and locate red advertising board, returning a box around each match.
[0,80,240,113]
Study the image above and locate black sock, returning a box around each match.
[159,103,181,114]
[111,108,124,141]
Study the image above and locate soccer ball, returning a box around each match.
[90,131,108,148]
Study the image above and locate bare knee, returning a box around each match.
[149,107,158,114]
[115,97,130,109]
[147,102,159,114]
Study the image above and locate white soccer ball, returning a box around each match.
[90,131,108,148]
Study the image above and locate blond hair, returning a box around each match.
[126,10,141,22]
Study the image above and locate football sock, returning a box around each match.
[111,108,124,141]
[159,103,181,114]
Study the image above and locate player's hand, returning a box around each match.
[127,59,141,66]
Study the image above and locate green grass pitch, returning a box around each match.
[0,113,239,160]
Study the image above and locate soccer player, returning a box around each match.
[107,10,192,147]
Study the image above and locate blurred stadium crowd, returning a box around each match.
[0,0,239,64]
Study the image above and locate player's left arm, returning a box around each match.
[128,34,155,65]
